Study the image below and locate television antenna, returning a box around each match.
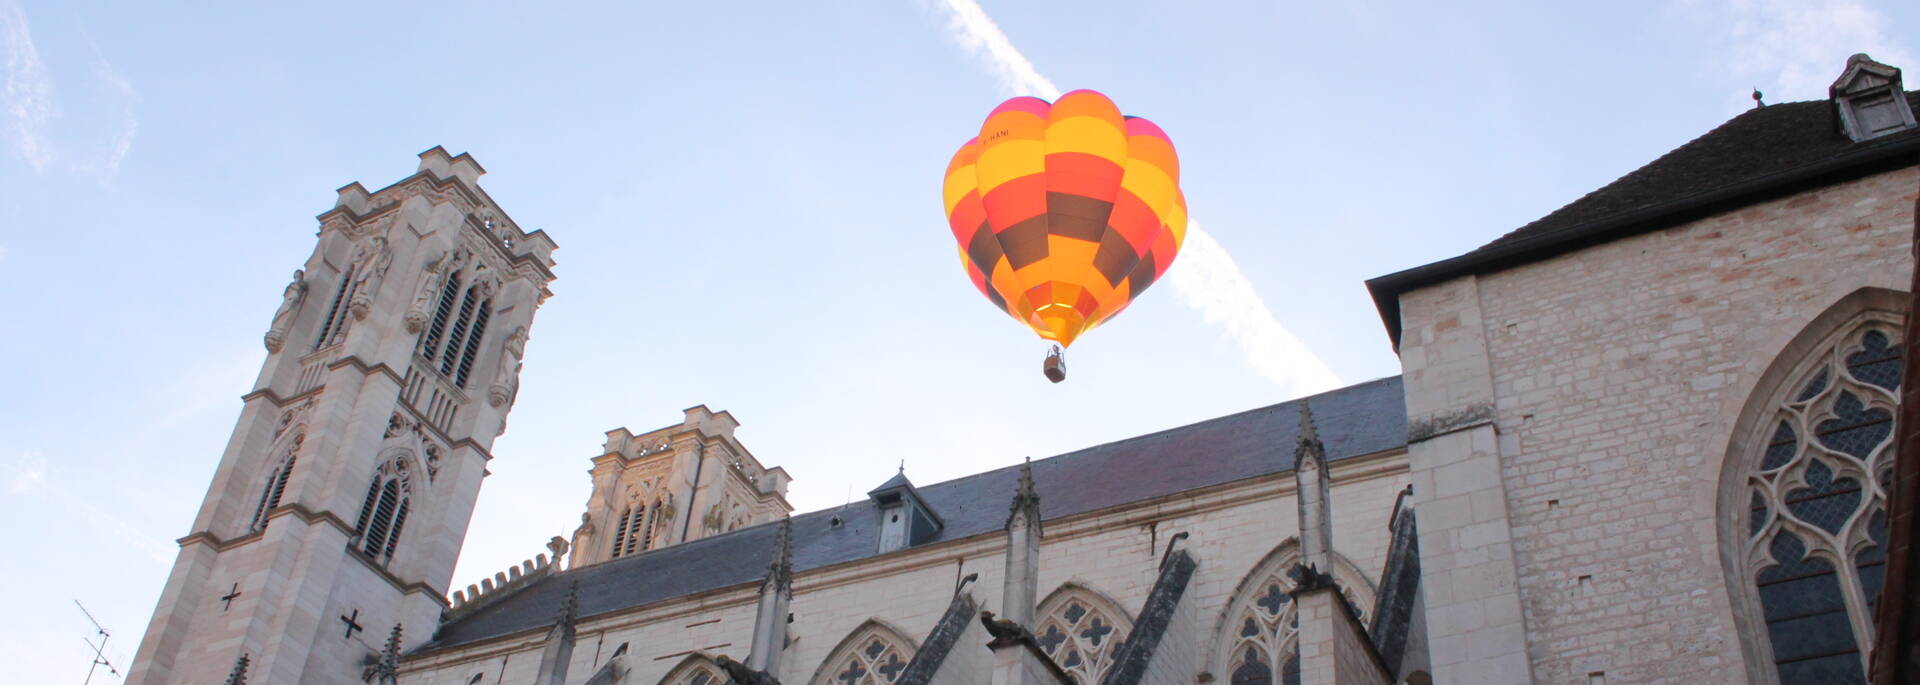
[76,599,122,684]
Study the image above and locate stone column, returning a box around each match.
[1397,276,1534,684]
[1002,459,1042,627]
[747,518,793,674]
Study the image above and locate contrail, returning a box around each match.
[932,0,1341,396]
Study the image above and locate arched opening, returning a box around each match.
[1718,287,1905,683]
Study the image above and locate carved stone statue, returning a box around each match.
[405,247,468,333]
[713,656,780,685]
[346,236,393,320]
[488,326,529,408]
[263,269,308,352]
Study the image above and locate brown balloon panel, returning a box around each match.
[943,90,1187,348]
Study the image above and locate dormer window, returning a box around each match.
[1830,53,1916,142]
[868,470,943,554]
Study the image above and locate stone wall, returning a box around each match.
[1433,166,1917,683]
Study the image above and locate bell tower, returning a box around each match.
[125,148,558,685]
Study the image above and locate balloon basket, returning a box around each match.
[1043,346,1067,384]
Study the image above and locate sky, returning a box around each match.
[2,0,1915,681]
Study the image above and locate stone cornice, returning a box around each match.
[315,170,557,283]
[239,384,326,407]
[325,355,406,387]
[177,504,448,604]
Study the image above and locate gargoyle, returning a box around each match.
[713,655,782,685]
[979,610,1035,645]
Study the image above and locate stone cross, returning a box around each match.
[219,583,243,612]
[340,609,364,640]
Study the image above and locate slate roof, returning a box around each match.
[1366,91,1920,348]
[420,376,1408,653]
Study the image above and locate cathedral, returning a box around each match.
[124,55,1918,685]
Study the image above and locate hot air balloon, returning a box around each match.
[941,90,1187,382]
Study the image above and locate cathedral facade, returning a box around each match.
[127,56,1918,685]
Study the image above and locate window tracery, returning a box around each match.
[657,653,725,685]
[1743,319,1901,683]
[1212,542,1372,685]
[1221,571,1301,685]
[1034,586,1132,684]
[811,622,914,685]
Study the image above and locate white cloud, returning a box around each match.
[934,0,1060,100]
[4,451,173,564]
[88,44,137,178]
[1699,0,1916,103]
[931,0,1342,396]
[1167,224,1342,394]
[0,1,53,171]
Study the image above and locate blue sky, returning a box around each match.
[2,1,1915,680]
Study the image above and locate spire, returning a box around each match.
[1294,400,1334,572]
[746,516,795,672]
[535,582,580,685]
[374,623,402,685]
[1295,401,1325,467]
[554,580,580,632]
[1000,458,1043,627]
[223,653,250,685]
[1007,458,1041,533]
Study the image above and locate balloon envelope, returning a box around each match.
[942,90,1187,347]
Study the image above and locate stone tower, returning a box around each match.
[125,148,557,685]
[568,406,793,567]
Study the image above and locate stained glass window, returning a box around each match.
[812,623,914,685]
[1744,320,1901,683]
[659,656,725,685]
[1034,588,1132,684]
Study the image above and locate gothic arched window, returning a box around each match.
[1221,574,1301,685]
[658,653,725,685]
[1741,316,1901,683]
[1034,586,1132,684]
[353,456,417,566]
[808,621,914,685]
[1212,541,1374,685]
[417,274,493,388]
[249,433,303,531]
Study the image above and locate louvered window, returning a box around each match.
[354,476,411,566]
[611,504,648,559]
[437,285,480,376]
[453,299,492,387]
[641,500,663,550]
[313,268,356,349]
[420,272,463,359]
[610,506,630,558]
[249,436,302,531]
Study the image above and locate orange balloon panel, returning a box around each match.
[942,90,1186,347]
